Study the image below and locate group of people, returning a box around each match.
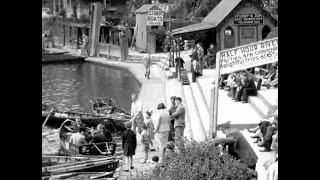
[247,109,278,180]
[120,93,186,172]
[219,71,257,103]
[66,118,116,155]
[191,43,217,79]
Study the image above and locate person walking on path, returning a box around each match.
[154,103,171,162]
[122,121,137,172]
[144,110,155,151]
[81,33,89,56]
[213,121,258,170]
[140,124,152,163]
[171,97,186,139]
[130,93,143,134]
[142,52,153,79]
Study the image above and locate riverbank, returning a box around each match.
[44,46,275,180]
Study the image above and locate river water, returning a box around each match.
[42,62,141,154]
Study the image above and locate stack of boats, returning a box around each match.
[42,98,131,180]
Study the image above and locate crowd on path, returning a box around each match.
[121,93,186,174]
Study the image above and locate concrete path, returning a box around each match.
[85,57,168,180]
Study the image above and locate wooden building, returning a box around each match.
[171,0,277,51]
[135,4,164,53]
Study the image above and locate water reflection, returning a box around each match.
[42,62,141,113]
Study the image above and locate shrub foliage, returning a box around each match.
[132,138,256,180]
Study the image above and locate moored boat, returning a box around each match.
[89,97,131,118]
[42,104,128,131]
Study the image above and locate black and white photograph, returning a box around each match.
[42,0,278,179]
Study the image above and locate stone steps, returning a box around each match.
[241,129,276,180]
[188,73,210,135]
[182,85,207,141]
[248,88,278,118]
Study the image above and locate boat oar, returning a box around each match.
[42,108,55,128]
[92,143,107,155]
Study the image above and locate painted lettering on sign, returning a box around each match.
[219,37,278,74]
[234,14,263,24]
[147,10,164,26]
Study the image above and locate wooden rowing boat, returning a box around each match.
[89,97,130,118]
[42,104,128,131]
[58,119,124,157]
[89,97,131,130]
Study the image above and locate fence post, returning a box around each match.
[63,25,66,47]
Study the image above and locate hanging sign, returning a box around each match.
[219,37,278,75]
[147,10,164,26]
[234,14,263,24]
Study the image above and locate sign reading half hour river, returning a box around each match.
[147,10,163,26]
[219,37,278,74]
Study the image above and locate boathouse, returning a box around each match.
[135,4,164,53]
[171,0,277,51]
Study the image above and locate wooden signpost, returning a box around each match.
[210,37,278,138]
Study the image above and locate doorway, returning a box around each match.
[238,26,258,46]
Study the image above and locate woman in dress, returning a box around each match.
[154,103,171,162]
[144,110,155,151]
[121,121,137,172]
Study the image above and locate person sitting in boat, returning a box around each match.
[69,127,87,146]
[89,124,110,154]
[72,118,88,134]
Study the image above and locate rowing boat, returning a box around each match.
[42,104,128,131]
[89,97,131,119]
[58,119,124,157]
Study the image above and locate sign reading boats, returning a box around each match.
[147,10,163,26]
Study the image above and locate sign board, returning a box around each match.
[234,14,263,24]
[219,37,278,74]
[147,10,163,26]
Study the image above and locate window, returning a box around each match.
[262,25,271,39]
[224,26,235,49]
[241,28,254,39]
[151,26,158,29]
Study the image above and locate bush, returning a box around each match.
[132,138,257,180]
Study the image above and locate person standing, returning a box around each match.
[142,52,153,79]
[141,124,152,163]
[168,96,177,141]
[122,121,137,172]
[214,121,258,170]
[130,93,143,134]
[197,43,204,74]
[154,103,171,162]
[81,33,89,56]
[171,97,185,139]
[144,111,155,151]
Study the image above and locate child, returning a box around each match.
[151,156,161,180]
[121,121,137,172]
[144,111,155,151]
[141,124,153,163]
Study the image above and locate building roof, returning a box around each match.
[172,0,242,35]
[135,4,162,14]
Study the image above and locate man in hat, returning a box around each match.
[171,97,185,139]
[214,121,258,170]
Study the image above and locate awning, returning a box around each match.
[172,22,215,35]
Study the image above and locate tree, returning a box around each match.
[254,0,278,20]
